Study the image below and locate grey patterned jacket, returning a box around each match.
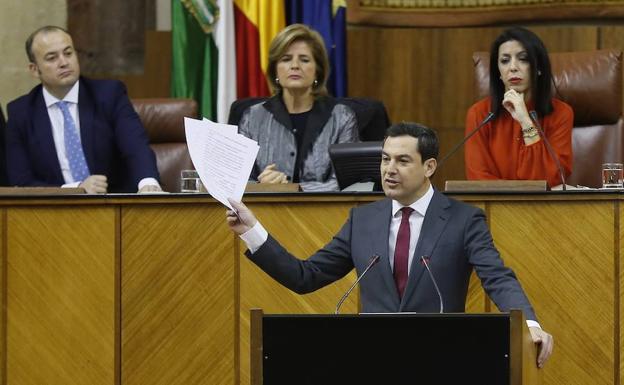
[238,95,359,191]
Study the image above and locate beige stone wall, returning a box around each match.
[156,0,171,31]
[0,0,66,114]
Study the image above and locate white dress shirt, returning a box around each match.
[42,83,81,185]
[42,83,159,190]
[388,184,433,274]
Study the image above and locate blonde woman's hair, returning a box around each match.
[266,23,330,97]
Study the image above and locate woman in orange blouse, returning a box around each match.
[465,27,573,188]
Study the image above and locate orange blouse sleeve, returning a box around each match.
[516,100,574,187]
[464,100,500,180]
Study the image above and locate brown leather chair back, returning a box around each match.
[473,50,623,187]
[132,98,198,192]
[227,97,391,141]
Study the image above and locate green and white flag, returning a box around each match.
[171,0,236,122]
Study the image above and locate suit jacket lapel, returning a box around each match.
[367,199,401,306]
[400,189,450,309]
[300,97,333,160]
[77,79,96,171]
[32,91,63,181]
[262,94,291,129]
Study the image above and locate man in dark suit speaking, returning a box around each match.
[6,26,160,193]
[226,122,553,368]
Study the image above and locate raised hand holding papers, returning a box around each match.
[184,117,259,210]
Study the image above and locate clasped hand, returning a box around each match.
[258,163,288,184]
[502,89,531,124]
[79,174,108,194]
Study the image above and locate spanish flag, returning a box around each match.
[233,0,285,98]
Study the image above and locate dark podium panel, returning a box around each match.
[251,309,539,385]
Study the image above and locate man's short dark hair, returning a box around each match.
[25,25,70,63]
[384,122,439,162]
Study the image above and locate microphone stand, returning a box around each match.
[437,112,495,169]
[335,255,380,314]
[420,256,444,314]
[529,110,567,191]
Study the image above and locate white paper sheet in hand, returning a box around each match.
[184,117,259,209]
[203,117,238,136]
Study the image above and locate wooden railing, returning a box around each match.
[0,191,620,385]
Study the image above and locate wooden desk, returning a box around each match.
[0,191,620,385]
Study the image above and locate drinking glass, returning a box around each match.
[602,163,624,188]
[180,170,204,193]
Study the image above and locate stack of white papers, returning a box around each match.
[184,117,259,209]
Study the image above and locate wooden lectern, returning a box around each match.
[250,309,541,384]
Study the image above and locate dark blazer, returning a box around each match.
[228,96,391,141]
[247,189,537,320]
[237,95,358,191]
[6,77,159,192]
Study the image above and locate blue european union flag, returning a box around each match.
[285,0,347,97]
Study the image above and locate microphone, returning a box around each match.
[529,110,567,191]
[420,256,444,314]
[437,111,495,168]
[335,254,380,314]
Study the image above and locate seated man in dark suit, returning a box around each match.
[226,122,554,368]
[6,25,161,193]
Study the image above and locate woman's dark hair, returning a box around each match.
[489,27,554,118]
[384,122,439,162]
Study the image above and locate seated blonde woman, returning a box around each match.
[237,24,359,192]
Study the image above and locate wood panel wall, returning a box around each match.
[0,193,622,385]
[68,0,150,75]
[121,205,236,385]
[115,30,172,99]
[5,207,117,385]
[89,30,172,99]
[492,200,616,385]
[347,25,624,189]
